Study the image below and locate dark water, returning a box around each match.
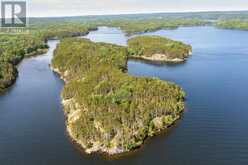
[1,26,248,165]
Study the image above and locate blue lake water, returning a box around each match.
[0,26,248,165]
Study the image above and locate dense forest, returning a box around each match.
[0,18,200,92]
[216,19,248,30]
[128,36,192,62]
[0,34,49,63]
[0,23,97,93]
[0,34,48,92]
[52,38,127,81]
[1,10,248,154]
[1,11,248,92]
[92,18,208,35]
[31,22,97,40]
[51,38,185,155]
[0,62,17,92]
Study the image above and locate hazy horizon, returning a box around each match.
[28,0,248,17]
[29,9,248,18]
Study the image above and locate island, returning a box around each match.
[128,36,192,63]
[51,38,186,155]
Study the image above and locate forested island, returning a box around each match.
[128,36,192,62]
[51,38,185,155]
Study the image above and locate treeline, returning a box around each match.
[216,19,248,30]
[52,38,185,154]
[31,22,97,40]
[0,34,48,64]
[0,17,206,92]
[128,36,192,60]
[77,18,209,36]
[31,17,209,36]
[108,18,209,35]
[2,14,245,93]
[0,62,17,92]
[0,34,49,92]
[52,38,127,81]
[0,22,97,93]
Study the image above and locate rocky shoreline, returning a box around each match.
[63,96,183,156]
[129,51,192,63]
[50,35,187,156]
[129,54,185,63]
[127,36,192,63]
[51,62,184,156]
[50,66,124,155]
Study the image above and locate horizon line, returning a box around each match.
[29,9,248,19]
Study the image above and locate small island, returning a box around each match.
[128,36,192,63]
[51,38,186,155]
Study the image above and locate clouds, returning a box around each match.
[29,0,248,17]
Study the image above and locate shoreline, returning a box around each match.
[66,109,184,160]
[2,27,188,156]
[59,91,184,156]
[49,32,187,157]
[0,27,99,93]
[62,95,184,157]
[124,24,211,36]
[129,55,185,63]
[128,51,192,63]
[0,48,48,94]
[50,58,185,157]
[0,69,18,94]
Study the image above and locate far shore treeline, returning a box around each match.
[1,11,248,92]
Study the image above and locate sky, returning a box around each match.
[22,0,248,17]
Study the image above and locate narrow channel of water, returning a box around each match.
[0,40,86,165]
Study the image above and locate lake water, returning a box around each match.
[1,26,248,165]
